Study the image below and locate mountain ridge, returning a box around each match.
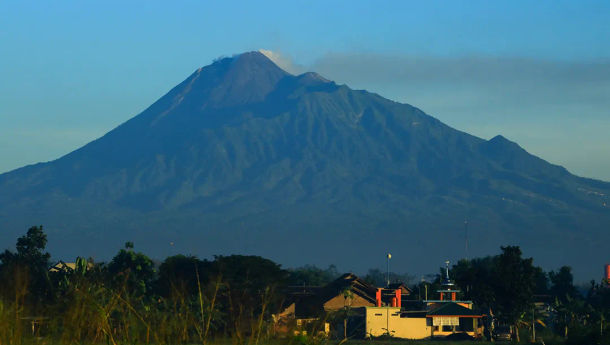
[1,51,608,280]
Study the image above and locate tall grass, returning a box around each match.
[0,271,277,345]
[0,266,30,345]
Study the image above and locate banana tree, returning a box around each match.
[515,307,546,343]
[552,295,588,339]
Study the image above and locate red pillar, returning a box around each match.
[451,292,456,301]
[395,289,402,307]
[376,288,382,307]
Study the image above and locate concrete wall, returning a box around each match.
[364,307,432,340]
[363,307,482,340]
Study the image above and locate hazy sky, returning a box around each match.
[1,1,609,180]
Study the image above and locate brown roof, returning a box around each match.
[387,282,413,295]
[319,273,377,304]
[284,273,378,318]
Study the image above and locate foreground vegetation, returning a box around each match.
[0,226,608,345]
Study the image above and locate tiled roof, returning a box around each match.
[320,273,378,304]
[287,273,378,318]
[427,303,483,317]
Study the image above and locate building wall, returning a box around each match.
[364,307,432,340]
[393,317,431,339]
[363,307,482,340]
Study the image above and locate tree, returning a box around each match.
[451,257,496,309]
[0,225,52,305]
[533,266,549,295]
[451,246,540,341]
[212,255,287,297]
[155,254,210,297]
[210,255,288,340]
[493,246,536,342]
[287,265,339,286]
[363,268,413,287]
[584,280,610,341]
[549,266,579,303]
[108,242,155,297]
[0,225,51,267]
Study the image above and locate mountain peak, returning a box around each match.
[236,50,272,62]
[207,51,286,75]
[482,135,526,157]
[488,135,521,149]
[231,51,280,70]
[297,72,330,84]
[489,134,509,142]
[158,51,290,111]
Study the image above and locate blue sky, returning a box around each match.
[1,0,609,180]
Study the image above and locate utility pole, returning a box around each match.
[386,307,390,337]
[386,253,391,287]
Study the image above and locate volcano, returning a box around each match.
[1,51,608,279]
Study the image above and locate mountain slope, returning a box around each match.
[1,51,608,279]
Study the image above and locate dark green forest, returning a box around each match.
[0,226,608,345]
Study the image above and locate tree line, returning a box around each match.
[446,246,610,344]
[0,226,608,345]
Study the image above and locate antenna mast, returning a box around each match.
[464,219,469,260]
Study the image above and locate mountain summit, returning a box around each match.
[1,52,608,279]
[174,51,289,108]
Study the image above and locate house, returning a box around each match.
[357,262,484,339]
[278,273,378,320]
[49,258,93,273]
[49,260,78,273]
[275,273,378,336]
[276,273,418,336]
[275,273,415,337]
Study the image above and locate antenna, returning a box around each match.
[464,219,469,260]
